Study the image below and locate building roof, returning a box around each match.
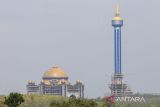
[43,66,68,78]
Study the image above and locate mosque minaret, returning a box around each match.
[109,3,132,97]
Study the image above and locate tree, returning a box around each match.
[4,92,24,107]
[87,99,97,107]
[50,101,62,107]
[70,95,76,99]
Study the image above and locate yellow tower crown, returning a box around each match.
[112,2,123,21]
[116,3,119,16]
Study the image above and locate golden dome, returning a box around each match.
[112,16,123,21]
[43,67,68,78]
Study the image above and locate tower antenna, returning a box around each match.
[116,1,119,16]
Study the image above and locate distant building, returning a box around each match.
[27,66,84,98]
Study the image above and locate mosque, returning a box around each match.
[27,66,84,98]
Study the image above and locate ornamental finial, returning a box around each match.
[116,2,119,16]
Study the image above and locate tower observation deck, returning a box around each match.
[109,3,132,97]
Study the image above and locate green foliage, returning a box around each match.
[50,97,97,107]
[97,102,106,107]
[69,95,76,99]
[106,102,114,107]
[0,96,5,107]
[4,93,24,107]
[1,94,160,107]
[20,94,67,107]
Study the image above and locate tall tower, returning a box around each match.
[112,3,123,74]
[109,3,132,97]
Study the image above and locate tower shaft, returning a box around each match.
[112,3,123,74]
[114,27,122,74]
[112,12,123,74]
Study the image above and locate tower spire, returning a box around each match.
[116,2,119,16]
[112,1,122,21]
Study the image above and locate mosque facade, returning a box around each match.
[27,66,84,98]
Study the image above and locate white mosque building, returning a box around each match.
[27,66,84,98]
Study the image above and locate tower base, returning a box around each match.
[109,73,132,97]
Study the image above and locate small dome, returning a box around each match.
[76,80,82,84]
[28,80,35,83]
[112,16,123,21]
[42,80,51,85]
[43,67,68,79]
[58,79,69,85]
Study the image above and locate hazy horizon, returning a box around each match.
[0,0,160,98]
